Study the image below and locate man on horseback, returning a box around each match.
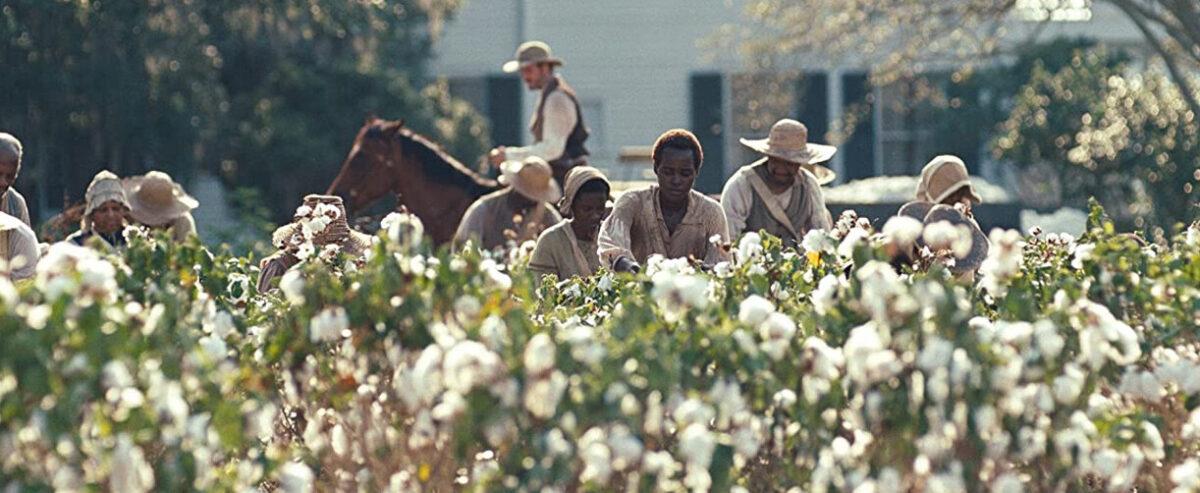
[487,41,590,187]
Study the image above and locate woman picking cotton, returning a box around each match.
[528,166,611,284]
[892,155,989,279]
[65,171,131,250]
[598,129,729,273]
[256,194,375,293]
[123,171,199,243]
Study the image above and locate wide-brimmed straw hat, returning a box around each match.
[916,155,982,205]
[558,166,610,216]
[272,195,373,256]
[922,204,989,274]
[740,119,837,185]
[502,41,563,73]
[123,171,198,226]
[499,156,563,204]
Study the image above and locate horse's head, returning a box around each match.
[327,117,406,214]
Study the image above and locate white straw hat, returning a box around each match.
[499,156,562,204]
[740,119,837,185]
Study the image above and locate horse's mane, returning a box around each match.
[363,121,497,191]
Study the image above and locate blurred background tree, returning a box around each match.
[995,49,1200,231]
[0,0,489,224]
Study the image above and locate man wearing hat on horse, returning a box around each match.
[486,41,590,187]
[123,171,199,243]
[454,156,563,251]
[721,119,834,245]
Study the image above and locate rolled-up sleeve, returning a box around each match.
[7,224,39,280]
[720,171,753,240]
[597,192,639,267]
[504,92,577,162]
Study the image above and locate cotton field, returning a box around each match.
[3,206,1200,492]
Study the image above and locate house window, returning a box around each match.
[877,80,937,176]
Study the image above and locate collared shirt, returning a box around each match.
[721,163,831,240]
[597,186,729,266]
[528,219,601,284]
[504,90,578,163]
[0,211,38,280]
[454,188,562,251]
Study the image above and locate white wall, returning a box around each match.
[432,0,746,178]
[431,0,1155,181]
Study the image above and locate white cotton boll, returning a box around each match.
[673,398,715,429]
[916,337,954,371]
[991,473,1023,493]
[1071,243,1095,270]
[811,274,840,316]
[565,323,605,366]
[381,211,424,248]
[103,361,135,389]
[608,425,644,471]
[1054,363,1087,404]
[278,461,314,493]
[774,389,798,408]
[442,340,503,394]
[1118,370,1165,403]
[738,295,776,327]
[479,259,513,291]
[732,329,760,357]
[309,306,349,343]
[921,221,959,252]
[882,215,923,252]
[1171,459,1200,492]
[802,229,836,254]
[838,227,869,259]
[280,270,305,305]
[579,427,613,484]
[197,335,228,361]
[759,312,797,360]
[709,378,747,426]
[330,424,349,457]
[523,333,556,377]
[1033,320,1064,361]
[844,323,901,387]
[804,337,845,380]
[432,391,467,421]
[736,232,764,265]
[479,315,509,351]
[679,423,716,468]
[111,434,155,493]
[1141,421,1165,461]
[684,465,713,491]
[651,272,711,322]
[204,309,236,339]
[523,371,568,419]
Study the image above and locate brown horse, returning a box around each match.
[327,118,499,245]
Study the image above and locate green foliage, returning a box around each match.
[4,209,1200,491]
[0,0,489,223]
[994,48,1200,232]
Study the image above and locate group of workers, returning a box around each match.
[0,132,199,280]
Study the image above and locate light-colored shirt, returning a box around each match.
[528,220,601,284]
[597,186,729,266]
[1,188,32,229]
[720,165,831,240]
[454,188,562,251]
[0,211,39,280]
[504,91,577,163]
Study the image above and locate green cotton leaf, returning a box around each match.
[709,443,735,491]
[213,400,244,450]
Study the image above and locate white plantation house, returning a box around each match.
[432,0,1153,196]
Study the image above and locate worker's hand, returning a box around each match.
[488,147,507,167]
[613,256,641,274]
[256,255,292,293]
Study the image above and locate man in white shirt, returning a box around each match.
[487,41,590,187]
[721,119,835,246]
